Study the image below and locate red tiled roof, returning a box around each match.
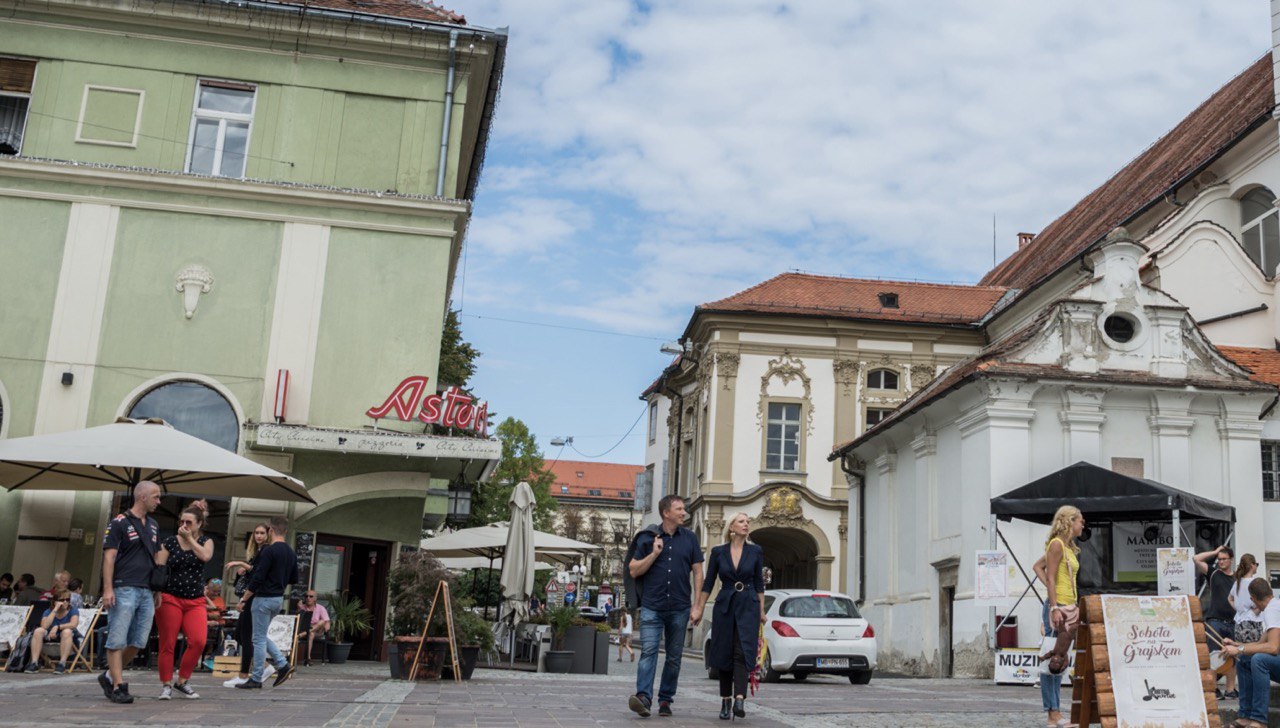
[982,54,1274,291]
[697,273,1009,327]
[255,0,466,24]
[547,460,644,500]
[1219,346,1280,388]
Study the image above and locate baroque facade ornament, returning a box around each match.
[718,352,740,390]
[833,358,859,396]
[175,264,214,319]
[909,364,937,391]
[756,486,812,527]
[757,350,815,434]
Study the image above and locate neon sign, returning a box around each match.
[365,376,489,437]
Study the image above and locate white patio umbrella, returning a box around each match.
[419,522,599,564]
[0,417,314,503]
[499,481,536,624]
[437,556,555,571]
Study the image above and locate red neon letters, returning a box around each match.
[364,376,489,437]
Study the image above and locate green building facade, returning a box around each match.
[0,0,504,659]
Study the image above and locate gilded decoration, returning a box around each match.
[757,486,813,527]
[718,352,740,390]
[757,350,815,434]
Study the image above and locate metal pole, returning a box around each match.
[989,514,998,650]
[1172,509,1181,548]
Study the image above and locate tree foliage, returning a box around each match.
[438,308,480,391]
[469,417,558,530]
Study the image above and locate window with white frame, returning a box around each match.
[1263,440,1280,501]
[866,368,899,390]
[865,407,893,428]
[0,58,36,155]
[1241,187,1280,277]
[765,402,802,471]
[187,79,255,178]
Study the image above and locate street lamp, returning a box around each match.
[550,436,573,447]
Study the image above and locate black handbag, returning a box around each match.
[126,513,169,591]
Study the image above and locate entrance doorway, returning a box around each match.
[936,562,957,678]
[752,527,820,589]
[313,534,391,660]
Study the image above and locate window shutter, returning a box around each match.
[0,58,36,94]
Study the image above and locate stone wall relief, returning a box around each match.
[175,264,214,319]
[757,350,815,434]
[718,352,740,390]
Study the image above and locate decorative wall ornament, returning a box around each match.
[705,517,725,540]
[757,350,815,434]
[175,264,214,319]
[718,352,740,390]
[833,358,859,396]
[756,485,812,527]
[909,364,938,391]
[837,523,849,540]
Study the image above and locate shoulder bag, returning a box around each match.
[126,514,169,591]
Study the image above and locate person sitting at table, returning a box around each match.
[67,578,85,610]
[204,578,226,664]
[24,587,79,674]
[297,590,330,666]
[40,571,71,601]
[1222,577,1280,728]
[12,574,40,606]
[0,573,13,602]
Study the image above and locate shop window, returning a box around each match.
[127,380,239,451]
[187,79,255,178]
[0,57,36,155]
[1263,441,1280,501]
[1241,187,1280,277]
[866,369,899,390]
[764,401,802,472]
[865,407,893,428]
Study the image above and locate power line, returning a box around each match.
[568,406,648,459]
[459,313,668,342]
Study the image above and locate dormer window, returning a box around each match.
[878,292,899,308]
[1241,186,1280,276]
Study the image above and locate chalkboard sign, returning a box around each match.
[268,614,298,658]
[294,532,315,594]
[0,605,30,650]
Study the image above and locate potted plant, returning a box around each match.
[444,600,494,680]
[386,551,454,679]
[326,591,373,665]
[543,606,577,673]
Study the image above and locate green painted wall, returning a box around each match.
[87,208,281,427]
[295,495,423,545]
[308,227,451,431]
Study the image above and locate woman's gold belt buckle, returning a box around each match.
[733,581,746,592]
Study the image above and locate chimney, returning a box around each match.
[1017,232,1035,249]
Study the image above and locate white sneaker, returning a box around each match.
[263,664,277,680]
[158,685,172,700]
[172,681,200,699]
[223,676,248,688]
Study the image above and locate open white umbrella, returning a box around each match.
[438,556,556,571]
[420,521,599,564]
[499,481,536,625]
[0,417,313,503]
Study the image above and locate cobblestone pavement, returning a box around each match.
[0,656,1064,727]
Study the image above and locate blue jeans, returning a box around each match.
[1040,602,1062,712]
[105,586,155,650]
[635,606,690,704]
[1236,652,1280,722]
[250,596,286,682]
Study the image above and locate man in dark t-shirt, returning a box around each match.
[1196,544,1237,697]
[100,481,162,705]
[236,515,299,690]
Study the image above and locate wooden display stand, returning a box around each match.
[408,581,460,683]
[1070,594,1220,728]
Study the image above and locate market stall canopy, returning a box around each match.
[420,521,600,564]
[0,418,314,504]
[990,461,1233,525]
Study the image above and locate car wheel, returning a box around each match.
[763,661,781,683]
[793,672,808,681]
[848,670,872,685]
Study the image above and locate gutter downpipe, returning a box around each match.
[436,30,459,197]
[838,454,866,605]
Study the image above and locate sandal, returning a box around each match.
[1224,689,1239,699]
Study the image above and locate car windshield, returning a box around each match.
[779,595,860,619]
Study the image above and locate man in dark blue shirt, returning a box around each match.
[236,516,299,690]
[627,495,704,718]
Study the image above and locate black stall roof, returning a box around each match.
[990,461,1235,525]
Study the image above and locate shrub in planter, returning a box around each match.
[327,591,373,665]
[543,605,577,674]
[387,551,454,639]
[448,600,494,680]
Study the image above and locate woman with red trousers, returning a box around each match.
[155,506,214,699]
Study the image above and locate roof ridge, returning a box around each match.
[767,271,1008,291]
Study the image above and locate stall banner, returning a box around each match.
[994,648,1074,685]
[1101,595,1208,727]
[1156,548,1195,597]
[1112,522,1192,582]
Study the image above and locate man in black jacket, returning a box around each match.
[236,516,298,689]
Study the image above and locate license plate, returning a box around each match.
[816,658,849,668]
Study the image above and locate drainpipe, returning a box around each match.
[435,30,459,197]
[838,454,866,604]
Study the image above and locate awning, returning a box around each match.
[990,461,1235,525]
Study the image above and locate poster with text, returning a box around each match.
[1112,522,1193,582]
[1102,595,1208,728]
[1156,548,1195,597]
[975,550,1009,605]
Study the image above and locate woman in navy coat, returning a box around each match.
[694,512,766,720]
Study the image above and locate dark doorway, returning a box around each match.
[752,527,820,589]
[314,534,390,660]
[937,562,957,678]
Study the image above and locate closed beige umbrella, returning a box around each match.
[499,481,536,624]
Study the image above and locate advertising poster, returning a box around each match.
[1156,548,1195,597]
[993,648,1074,685]
[1101,595,1208,728]
[1111,522,1192,582]
[975,550,1010,605]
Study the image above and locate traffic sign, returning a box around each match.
[546,581,558,592]
[566,582,577,593]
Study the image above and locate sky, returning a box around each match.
[450,0,1270,467]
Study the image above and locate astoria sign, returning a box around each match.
[365,376,489,437]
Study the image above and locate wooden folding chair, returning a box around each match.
[68,609,99,674]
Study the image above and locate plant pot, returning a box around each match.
[415,637,450,681]
[386,642,402,679]
[392,636,421,680]
[328,642,353,664]
[544,650,574,673]
[593,631,610,675]
[442,645,481,680]
[565,625,596,674]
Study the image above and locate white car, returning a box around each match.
[703,589,877,684]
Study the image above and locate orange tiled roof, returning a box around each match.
[255,0,465,24]
[697,273,1008,327]
[1219,346,1280,388]
[982,55,1274,291]
[547,460,644,500]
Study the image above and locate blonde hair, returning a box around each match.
[1045,505,1082,554]
[245,522,270,561]
[722,512,751,543]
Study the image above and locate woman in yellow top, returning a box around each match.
[1033,505,1085,728]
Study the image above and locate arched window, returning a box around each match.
[866,369,899,390]
[1241,186,1280,276]
[127,380,239,451]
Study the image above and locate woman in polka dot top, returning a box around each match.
[155,506,213,700]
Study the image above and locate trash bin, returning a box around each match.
[995,615,1018,648]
